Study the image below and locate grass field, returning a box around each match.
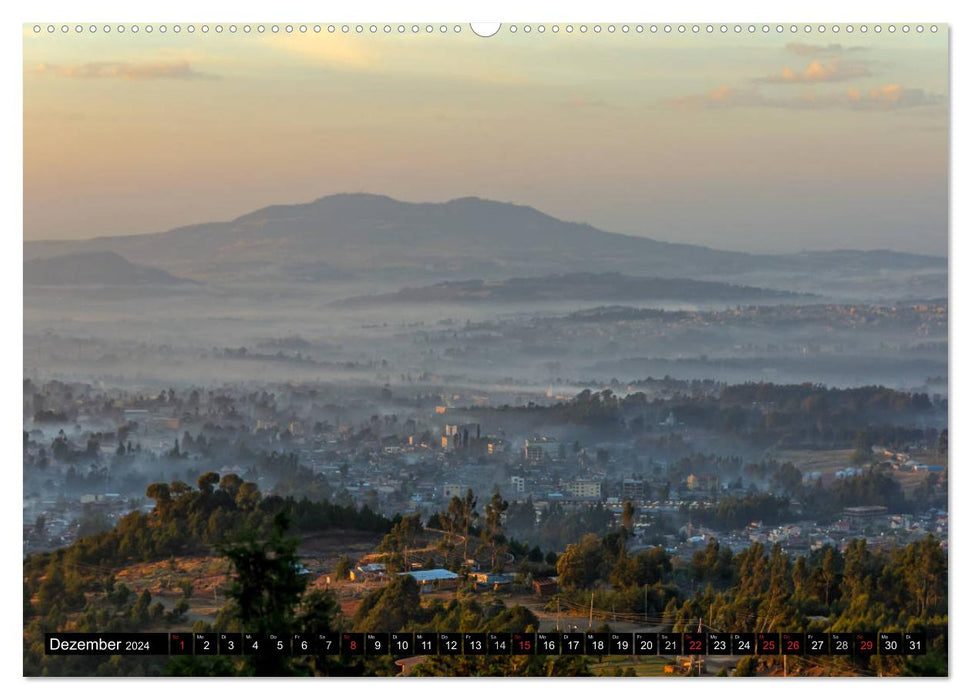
[775,449,855,478]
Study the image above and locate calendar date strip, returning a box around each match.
[45,631,929,657]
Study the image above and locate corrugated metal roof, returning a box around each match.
[400,568,459,582]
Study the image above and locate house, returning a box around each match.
[533,578,558,597]
[350,563,388,582]
[685,473,719,492]
[469,572,516,591]
[843,506,888,526]
[486,439,507,456]
[400,568,460,593]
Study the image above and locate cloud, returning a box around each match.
[32,61,215,81]
[845,84,946,111]
[258,34,529,86]
[259,35,380,71]
[785,42,866,57]
[756,59,871,84]
[665,83,945,111]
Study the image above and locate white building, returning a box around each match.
[443,483,466,499]
[567,480,602,499]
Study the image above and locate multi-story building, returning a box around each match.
[567,480,602,499]
[621,479,645,500]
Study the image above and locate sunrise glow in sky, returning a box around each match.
[23,26,949,255]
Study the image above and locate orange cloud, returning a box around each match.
[667,83,944,111]
[844,84,943,110]
[758,58,870,84]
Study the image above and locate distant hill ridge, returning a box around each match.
[23,193,946,289]
[337,271,808,307]
[24,251,192,286]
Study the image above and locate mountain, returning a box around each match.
[24,251,192,286]
[338,272,807,307]
[22,194,947,295]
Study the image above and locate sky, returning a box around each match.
[22,24,949,255]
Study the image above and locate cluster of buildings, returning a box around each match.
[667,505,948,561]
[343,561,554,596]
[873,445,946,474]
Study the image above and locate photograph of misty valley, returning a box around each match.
[22,23,948,678]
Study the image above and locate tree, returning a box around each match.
[235,482,261,510]
[481,491,509,572]
[459,489,478,564]
[218,473,244,501]
[197,472,220,496]
[296,589,343,676]
[609,550,637,589]
[556,534,605,589]
[505,497,535,538]
[771,462,803,497]
[621,501,636,547]
[734,655,758,676]
[218,512,306,675]
[146,482,172,517]
[334,555,352,581]
[633,547,672,587]
[353,575,422,632]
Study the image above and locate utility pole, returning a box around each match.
[589,592,594,631]
[697,617,703,677]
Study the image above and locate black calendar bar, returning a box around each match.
[806,632,828,655]
[537,632,560,655]
[44,631,936,656]
[366,632,389,655]
[170,632,192,655]
[391,632,414,655]
[781,633,805,655]
[487,632,510,655]
[415,632,438,655]
[512,632,535,655]
[683,632,706,655]
[463,632,486,655]
[45,633,169,655]
[195,632,218,655]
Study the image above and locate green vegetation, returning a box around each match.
[484,383,941,449]
[23,480,947,677]
[23,483,390,676]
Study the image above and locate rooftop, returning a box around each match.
[400,568,459,582]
